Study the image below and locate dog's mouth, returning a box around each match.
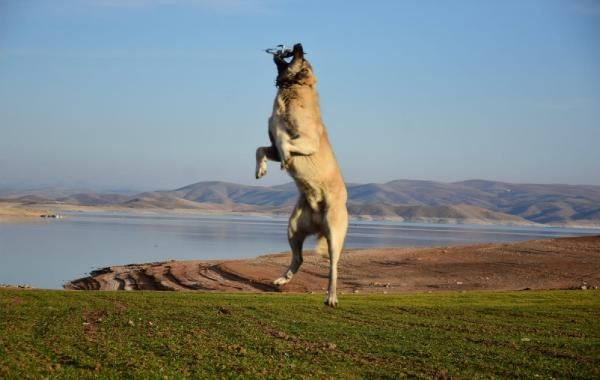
[280,55,293,63]
[266,43,305,78]
[266,43,310,87]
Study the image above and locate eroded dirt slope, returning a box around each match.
[65,236,600,293]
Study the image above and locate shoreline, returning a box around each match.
[2,202,599,229]
[65,236,600,293]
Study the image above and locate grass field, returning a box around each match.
[0,290,598,379]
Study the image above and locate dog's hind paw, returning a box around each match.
[324,293,338,308]
[273,277,291,286]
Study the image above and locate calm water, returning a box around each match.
[0,212,597,289]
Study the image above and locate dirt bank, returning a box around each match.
[0,202,45,221]
[65,236,600,293]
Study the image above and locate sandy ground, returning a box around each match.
[0,202,46,222]
[65,236,600,293]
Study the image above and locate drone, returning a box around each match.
[264,44,294,58]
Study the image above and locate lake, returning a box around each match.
[1,212,598,289]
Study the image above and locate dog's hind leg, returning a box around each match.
[255,145,280,179]
[274,198,314,286]
[323,205,348,307]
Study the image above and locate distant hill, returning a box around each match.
[168,181,297,208]
[347,203,528,224]
[2,179,600,226]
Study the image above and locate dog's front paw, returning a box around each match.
[324,293,338,308]
[280,157,293,170]
[256,161,267,179]
[273,276,291,286]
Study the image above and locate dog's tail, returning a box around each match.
[315,234,329,258]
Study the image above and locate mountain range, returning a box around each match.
[3,179,600,226]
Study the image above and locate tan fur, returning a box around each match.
[255,44,348,307]
[314,235,329,258]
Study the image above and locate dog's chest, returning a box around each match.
[294,177,324,211]
[268,111,297,152]
[269,93,302,143]
[269,116,287,142]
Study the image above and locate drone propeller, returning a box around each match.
[264,44,294,57]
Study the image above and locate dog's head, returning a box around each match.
[273,43,316,88]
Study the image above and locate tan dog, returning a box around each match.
[255,43,348,307]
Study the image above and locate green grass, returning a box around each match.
[0,290,598,379]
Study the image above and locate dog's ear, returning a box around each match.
[292,43,304,60]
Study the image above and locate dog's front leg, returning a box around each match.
[277,141,294,170]
[255,145,280,179]
[280,134,320,169]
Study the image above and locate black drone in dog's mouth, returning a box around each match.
[264,44,294,58]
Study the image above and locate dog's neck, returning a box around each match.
[276,79,303,89]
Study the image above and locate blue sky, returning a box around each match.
[1,0,599,190]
